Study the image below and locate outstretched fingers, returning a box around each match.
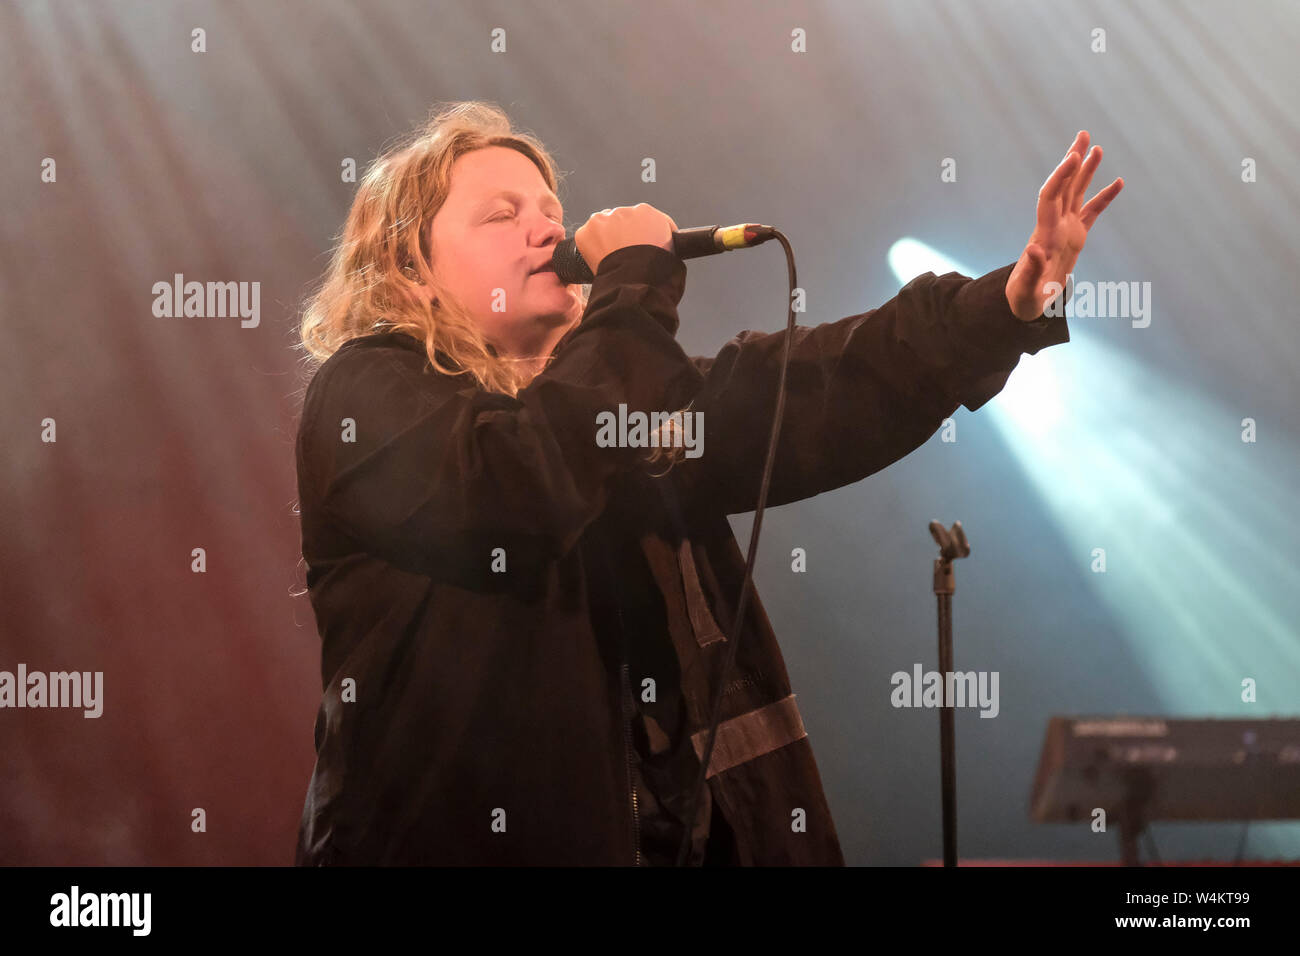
[1040,150,1082,212]
[1081,177,1124,229]
[1069,146,1103,212]
[1040,131,1088,220]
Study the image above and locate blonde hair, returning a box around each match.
[296,99,689,469]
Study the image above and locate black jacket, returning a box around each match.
[292,244,1070,865]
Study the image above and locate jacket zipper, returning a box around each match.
[617,609,642,867]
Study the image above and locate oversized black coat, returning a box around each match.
[292,244,1070,865]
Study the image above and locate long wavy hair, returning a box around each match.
[295,99,689,470]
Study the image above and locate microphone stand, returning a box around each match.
[929,520,970,867]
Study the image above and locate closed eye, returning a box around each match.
[488,210,562,224]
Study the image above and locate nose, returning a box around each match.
[530,211,566,247]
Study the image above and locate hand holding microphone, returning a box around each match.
[571,203,678,279]
[550,203,776,283]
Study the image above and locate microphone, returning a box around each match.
[549,223,776,284]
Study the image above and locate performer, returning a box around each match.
[292,101,1121,865]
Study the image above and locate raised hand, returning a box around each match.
[1005,130,1124,321]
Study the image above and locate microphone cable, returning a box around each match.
[674,227,798,866]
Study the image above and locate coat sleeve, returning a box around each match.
[297,244,707,567]
[668,262,1071,518]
